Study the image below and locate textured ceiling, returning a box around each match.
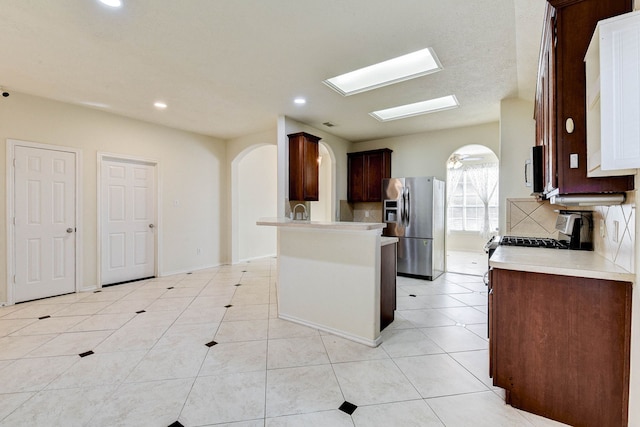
[0,0,546,142]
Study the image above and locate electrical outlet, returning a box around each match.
[569,153,579,169]
[613,221,619,243]
[365,211,370,218]
[173,199,179,207]
[196,248,201,255]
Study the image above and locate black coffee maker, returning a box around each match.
[555,210,593,250]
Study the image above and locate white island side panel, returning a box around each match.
[277,227,381,346]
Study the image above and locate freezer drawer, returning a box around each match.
[397,237,442,280]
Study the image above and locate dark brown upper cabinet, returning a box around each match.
[535,0,633,196]
[288,132,320,201]
[347,149,392,203]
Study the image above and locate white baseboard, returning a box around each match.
[236,254,277,264]
[278,313,382,348]
[160,263,223,277]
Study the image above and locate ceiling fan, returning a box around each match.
[447,153,484,169]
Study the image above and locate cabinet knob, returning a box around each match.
[565,118,575,134]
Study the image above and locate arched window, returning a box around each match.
[447,145,499,237]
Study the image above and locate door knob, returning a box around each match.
[66,228,73,233]
[148,224,155,229]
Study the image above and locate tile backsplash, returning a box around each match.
[506,198,558,239]
[593,192,635,273]
[339,200,382,223]
[506,195,635,273]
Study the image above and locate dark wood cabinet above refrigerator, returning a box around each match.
[534,0,634,196]
[347,148,392,203]
[288,132,320,201]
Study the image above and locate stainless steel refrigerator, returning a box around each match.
[382,177,445,280]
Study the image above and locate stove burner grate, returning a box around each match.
[499,236,568,249]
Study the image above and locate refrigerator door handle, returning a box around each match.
[405,187,411,227]
[400,187,406,224]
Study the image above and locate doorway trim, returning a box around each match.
[6,139,83,305]
[97,152,161,287]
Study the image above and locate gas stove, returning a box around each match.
[499,236,568,249]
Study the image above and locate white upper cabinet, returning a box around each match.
[586,11,640,176]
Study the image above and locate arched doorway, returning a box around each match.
[310,142,334,222]
[445,144,499,275]
[232,144,277,263]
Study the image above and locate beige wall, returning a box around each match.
[227,129,278,263]
[237,145,277,261]
[0,92,227,301]
[352,122,500,183]
[498,98,536,234]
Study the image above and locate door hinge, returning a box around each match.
[13,275,16,284]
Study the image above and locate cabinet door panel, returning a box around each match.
[490,268,631,427]
[347,149,392,203]
[536,0,634,196]
[347,155,365,202]
[303,140,319,200]
[365,152,385,201]
[380,242,396,330]
[288,132,320,201]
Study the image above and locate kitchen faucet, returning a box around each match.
[292,203,308,220]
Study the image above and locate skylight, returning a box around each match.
[369,95,459,122]
[99,0,122,7]
[323,48,443,96]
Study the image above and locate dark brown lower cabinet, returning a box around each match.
[380,241,397,330]
[490,268,632,427]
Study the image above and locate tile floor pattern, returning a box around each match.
[445,250,488,277]
[0,259,568,427]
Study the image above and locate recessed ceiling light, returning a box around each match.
[370,95,459,122]
[323,47,443,96]
[99,0,122,7]
[154,101,167,109]
[294,97,306,105]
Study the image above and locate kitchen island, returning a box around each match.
[257,218,396,347]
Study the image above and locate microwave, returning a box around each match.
[525,145,544,194]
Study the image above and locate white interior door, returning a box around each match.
[101,159,156,285]
[14,146,76,302]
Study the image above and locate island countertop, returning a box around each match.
[489,246,634,282]
[257,217,386,231]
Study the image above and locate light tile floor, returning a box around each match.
[446,250,487,277]
[0,258,568,426]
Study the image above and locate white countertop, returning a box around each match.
[381,236,398,246]
[490,246,635,282]
[257,217,386,231]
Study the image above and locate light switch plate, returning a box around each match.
[570,153,579,169]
